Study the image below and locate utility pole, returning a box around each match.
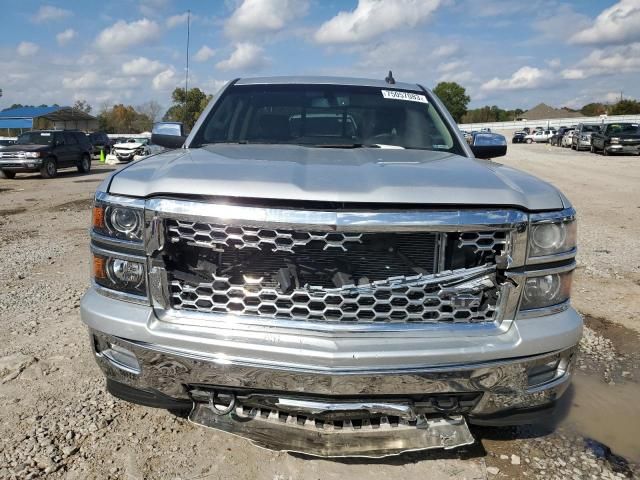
[184,10,191,127]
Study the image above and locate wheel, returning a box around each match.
[526,138,532,144]
[0,170,16,179]
[571,143,576,150]
[77,154,91,173]
[603,147,609,156]
[40,157,57,179]
[590,144,595,153]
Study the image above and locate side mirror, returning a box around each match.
[151,122,187,149]
[470,133,507,159]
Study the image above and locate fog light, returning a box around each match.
[101,343,140,374]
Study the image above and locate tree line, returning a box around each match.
[5,82,640,133]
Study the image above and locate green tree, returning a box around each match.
[163,87,212,130]
[97,104,155,133]
[433,82,470,122]
[580,102,607,116]
[610,99,640,115]
[73,99,92,114]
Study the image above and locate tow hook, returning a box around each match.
[206,391,236,415]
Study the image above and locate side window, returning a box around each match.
[54,133,65,145]
[64,132,78,145]
[76,132,89,145]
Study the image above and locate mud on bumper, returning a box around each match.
[90,329,576,457]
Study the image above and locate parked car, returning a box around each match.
[590,122,640,156]
[512,131,527,143]
[81,76,580,458]
[87,132,114,156]
[571,123,599,151]
[526,130,553,143]
[111,137,163,162]
[561,130,576,148]
[549,127,570,146]
[0,130,92,179]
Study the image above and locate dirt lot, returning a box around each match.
[0,147,639,479]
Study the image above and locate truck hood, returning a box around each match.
[0,144,49,153]
[107,144,568,211]
[113,142,145,149]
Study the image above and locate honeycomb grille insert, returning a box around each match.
[169,268,499,324]
[167,220,363,253]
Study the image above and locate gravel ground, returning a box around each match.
[0,147,639,479]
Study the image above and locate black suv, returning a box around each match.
[87,132,114,156]
[0,130,92,179]
[590,123,640,156]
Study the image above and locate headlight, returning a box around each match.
[520,270,573,310]
[93,252,146,297]
[528,210,577,260]
[24,152,41,158]
[610,137,620,144]
[92,193,144,242]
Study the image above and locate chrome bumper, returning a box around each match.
[0,158,42,169]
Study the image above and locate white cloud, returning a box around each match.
[56,29,76,46]
[437,70,473,84]
[207,79,229,95]
[194,45,216,62]
[62,71,101,89]
[17,42,39,57]
[561,68,586,80]
[139,0,169,17]
[225,0,309,38]
[32,5,71,23]
[570,0,640,45]
[216,43,267,71]
[152,68,180,91]
[166,12,189,28]
[432,44,459,58]
[95,18,161,52]
[314,0,442,44]
[481,66,551,91]
[546,58,561,68]
[561,42,640,79]
[122,57,165,76]
[437,61,465,73]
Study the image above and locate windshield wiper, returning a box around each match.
[312,143,407,149]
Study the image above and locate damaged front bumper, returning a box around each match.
[86,323,577,457]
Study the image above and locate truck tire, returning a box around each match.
[77,154,91,173]
[526,138,532,144]
[40,157,57,179]
[0,170,16,179]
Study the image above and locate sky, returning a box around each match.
[1,0,639,114]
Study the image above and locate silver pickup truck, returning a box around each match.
[81,76,581,457]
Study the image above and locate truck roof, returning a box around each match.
[235,76,423,92]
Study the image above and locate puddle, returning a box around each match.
[561,372,640,463]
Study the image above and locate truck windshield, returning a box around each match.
[608,123,640,134]
[16,132,54,145]
[194,84,462,153]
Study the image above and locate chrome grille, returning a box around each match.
[167,219,364,253]
[169,266,500,324]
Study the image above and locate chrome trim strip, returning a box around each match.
[90,244,146,263]
[97,350,142,375]
[92,281,149,306]
[90,230,145,251]
[509,261,577,279]
[145,198,529,233]
[525,247,577,265]
[517,300,571,319]
[95,190,145,208]
[129,334,569,375]
[530,207,576,223]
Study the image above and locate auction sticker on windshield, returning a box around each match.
[381,90,428,103]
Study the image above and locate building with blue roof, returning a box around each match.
[0,106,97,134]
